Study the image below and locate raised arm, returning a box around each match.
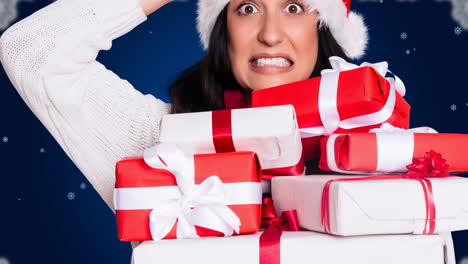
[0,0,172,212]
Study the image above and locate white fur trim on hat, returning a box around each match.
[196,0,368,59]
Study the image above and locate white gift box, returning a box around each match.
[272,175,468,236]
[132,230,455,264]
[159,105,304,193]
[159,105,303,172]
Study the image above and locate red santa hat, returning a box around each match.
[196,0,368,59]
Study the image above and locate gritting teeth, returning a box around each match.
[254,57,291,67]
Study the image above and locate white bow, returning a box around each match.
[300,56,406,138]
[143,143,241,241]
[322,56,406,97]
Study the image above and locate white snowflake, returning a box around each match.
[67,192,75,200]
[0,256,10,264]
[400,32,408,40]
[39,147,45,153]
[455,26,463,35]
[148,30,153,34]
[466,102,468,107]
[2,137,8,143]
[80,183,86,190]
[450,104,457,111]
[405,49,411,55]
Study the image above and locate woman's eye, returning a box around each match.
[237,4,259,15]
[285,3,303,14]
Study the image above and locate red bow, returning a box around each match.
[259,198,299,264]
[261,197,299,231]
[405,150,450,178]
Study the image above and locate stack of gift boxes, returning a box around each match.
[113,56,468,264]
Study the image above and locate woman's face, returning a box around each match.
[227,0,319,91]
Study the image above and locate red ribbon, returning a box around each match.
[261,198,300,231]
[321,151,455,235]
[211,110,305,179]
[259,198,299,264]
[261,154,306,180]
[212,110,236,153]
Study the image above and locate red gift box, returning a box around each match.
[319,132,468,173]
[114,147,262,241]
[251,57,411,161]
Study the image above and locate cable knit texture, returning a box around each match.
[0,0,171,254]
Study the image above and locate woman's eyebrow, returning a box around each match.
[247,0,266,10]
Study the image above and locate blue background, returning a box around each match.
[1,0,467,263]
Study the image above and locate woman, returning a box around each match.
[171,0,367,113]
[0,0,367,250]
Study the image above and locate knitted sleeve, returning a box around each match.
[0,0,171,213]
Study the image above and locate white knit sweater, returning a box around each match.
[0,0,170,252]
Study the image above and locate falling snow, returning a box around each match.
[450,104,457,111]
[67,192,75,200]
[80,183,86,190]
[405,49,411,55]
[0,256,10,264]
[2,137,8,143]
[400,32,408,40]
[455,26,463,35]
[40,147,45,153]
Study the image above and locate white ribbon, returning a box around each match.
[368,122,437,134]
[139,143,242,241]
[300,56,407,138]
[326,123,438,174]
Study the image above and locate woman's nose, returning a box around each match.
[257,13,285,47]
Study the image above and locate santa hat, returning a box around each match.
[196,0,368,59]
